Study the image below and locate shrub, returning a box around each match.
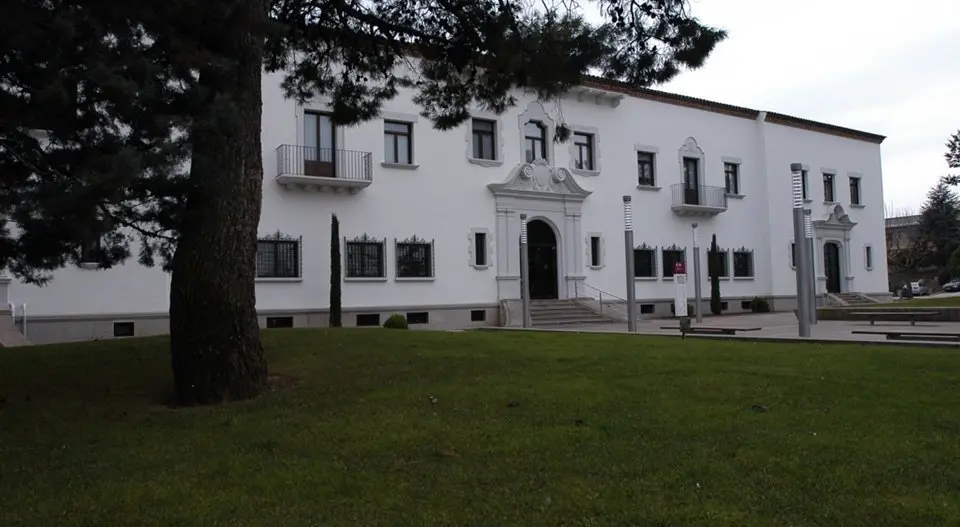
[383,314,408,329]
[709,234,722,315]
[750,297,771,313]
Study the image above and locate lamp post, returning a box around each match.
[804,209,818,324]
[791,163,811,337]
[691,222,703,323]
[519,213,531,328]
[623,196,637,332]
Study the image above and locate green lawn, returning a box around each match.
[883,295,960,307]
[2,329,959,526]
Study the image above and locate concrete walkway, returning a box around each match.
[522,312,960,345]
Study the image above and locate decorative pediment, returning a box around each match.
[487,161,592,201]
[814,204,857,231]
[679,137,704,156]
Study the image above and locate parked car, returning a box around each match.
[943,280,960,292]
[911,281,930,296]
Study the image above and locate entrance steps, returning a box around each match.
[833,292,880,306]
[530,300,617,326]
[0,309,31,347]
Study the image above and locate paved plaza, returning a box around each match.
[522,312,960,345]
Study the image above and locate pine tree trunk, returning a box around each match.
[168,0,269,406]
[330,214,342,327]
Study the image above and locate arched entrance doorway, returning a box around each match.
[823,241,842,294]
[527,219,559,300]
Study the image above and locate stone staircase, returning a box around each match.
[833,292,880,306]
[530,299,618,326]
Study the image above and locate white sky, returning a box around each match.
[591,0,960,214]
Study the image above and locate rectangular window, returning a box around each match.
[590,236,601,267]
[724,162,740,195]
[396,239,433,278]
[823,173,835,202]
[406,312,429,325]
[523,121,547,162]
[474,232,487,267]
[113,321,135,338]
[790,242,796,268]
[79,234,101,265]
[573,132,594,170]
[708,249,729,278]
[633,247,657,278]
[637,152,656,187]
[345,238,385,278]
[266,316,294,329]
[384,121,413,164]
[640,304,655,314]
[471,119,496,160]
[733,249,754,278]
[662,249,686,278]
[850,176,862,205]
[470,309,486,322]
[801,169,809,200]
[356,314,381,326]
[256,237,301,278]
[865,245,873,269]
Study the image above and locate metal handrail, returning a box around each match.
[574,281,641,325]
[275,144,373,181]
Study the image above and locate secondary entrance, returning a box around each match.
[824,241,842,294]
[526,219,559,300]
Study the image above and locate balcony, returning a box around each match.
[670,184,728,217]
[275,145,373,194]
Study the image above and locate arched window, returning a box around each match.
[524,121,546,162]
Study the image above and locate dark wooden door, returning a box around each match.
[526,220,558,300]
[304,112,336,178]
[683,157,700,205]
[824,242,841,294]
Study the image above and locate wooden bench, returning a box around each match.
[852,330,960,343]
[660,325,761,336]
[848,310,937,326]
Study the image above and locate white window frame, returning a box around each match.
[468,227,492,270]
[634,144,660,190]
[465,112,504,167]
[567,125,601,177]
[722,156,744,198]
[586,232,605,270]
[381,111,419,169]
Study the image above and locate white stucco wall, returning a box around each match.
[5,70,888,317]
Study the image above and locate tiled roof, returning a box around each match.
[581,75,886,145]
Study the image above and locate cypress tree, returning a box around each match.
[329,214,342,328]
[709,234,722,315]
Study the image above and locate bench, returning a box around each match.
[848,310,937,326]
[851,330,960,343]
[660,325,762,336]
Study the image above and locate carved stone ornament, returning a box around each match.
[487,162,591,199]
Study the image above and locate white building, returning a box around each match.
[1,70,889,343]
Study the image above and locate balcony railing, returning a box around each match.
[670,183,728,217]
[275,145,373,193]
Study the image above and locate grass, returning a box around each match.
[881,295,960,307]
[2,329,959,526]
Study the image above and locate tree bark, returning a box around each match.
[168,0,269,406]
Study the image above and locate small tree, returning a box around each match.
[708,234,722,315]
[329,214,342,327]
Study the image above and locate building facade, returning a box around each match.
[1,71,890,344]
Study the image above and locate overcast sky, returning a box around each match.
[603,0,960,215]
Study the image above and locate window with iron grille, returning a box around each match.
[573,132,594,170]
[256,234,301,278]
[345,235,386,278]
[633,243,657,278]
[637,152,656,186]
[396,236,434,278]
[733,247,754,278]
[661,245,686,278]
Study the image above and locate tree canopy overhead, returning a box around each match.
[0,0,726,405]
